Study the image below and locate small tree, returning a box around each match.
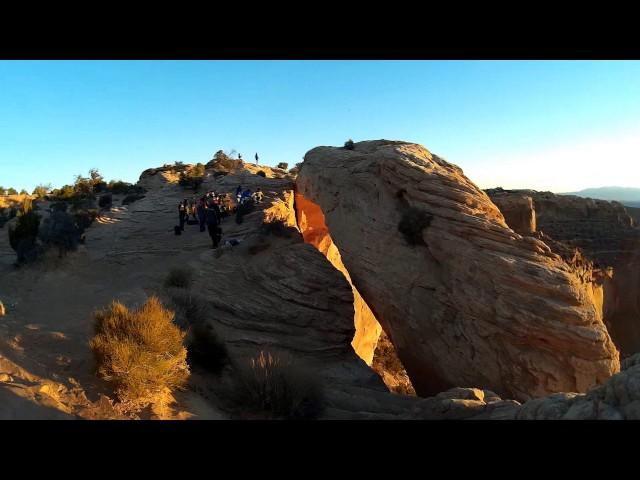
[277,162,288,170]
[32,184,51,198]
[6,187,18,195]
[8,198,41,263]
[344,139,355,150]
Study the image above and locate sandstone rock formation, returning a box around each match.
[297,140,619,401]
[487,188,640,357]
[294,192,382,365]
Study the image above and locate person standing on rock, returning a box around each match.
[197,196,207,232]
[178,200,187,231]
[255,153,259,165]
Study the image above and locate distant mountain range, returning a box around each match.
[560,187,640,207]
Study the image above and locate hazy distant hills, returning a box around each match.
[560,187,640,207]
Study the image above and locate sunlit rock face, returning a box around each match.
[295,192,382,365]
[297,140,619,402]
[487,189,640,357]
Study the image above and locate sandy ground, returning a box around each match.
[0,169,281,419]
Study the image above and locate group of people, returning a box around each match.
[178,191,230,248]
[176,185,264,249]
[235,185,264,205]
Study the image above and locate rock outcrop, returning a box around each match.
[297,140,620,401]
[294,192,382,365]
[487,189,640,356]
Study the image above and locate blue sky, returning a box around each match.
[1,60,640,193]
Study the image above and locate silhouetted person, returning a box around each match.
[253,188,264,204]
[255,152,259,164]
[197,197,206,232]
[178,200,187,231]
[205,200,221,248]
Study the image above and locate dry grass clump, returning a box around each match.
[89,296,189,404]
[164,267,194,289]
[231,351,325,419]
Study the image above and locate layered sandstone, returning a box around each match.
[297,140,620,401]
[294,192,382,365]
[487,189,640,356]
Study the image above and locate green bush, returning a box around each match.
[8,198,41,263]
[178,171,204,192]
[74,209,99,232]
[186,323,228,374]
[164,267,193,289]
[231,351,325,420]
[398,207,433,246]
[169,289,208,328]
[344,139,355,150]
[38,210,83,256]
[99,194,113,209]
[32,184,51,198]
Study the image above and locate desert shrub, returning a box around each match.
[6,187,18,195]
[256,171,266,178]
[107,180,129,194]
[164,267,193,289]
[98,194,112,209]
[74,209,99,232]
[344,139,355,150]
[186,323,228,374]
[277,162,288,170]
[38,210,83,256]
[50,202,69,213]
[32,184,51,198]
[231,351,325,420]
[8,198,41,263]
[0,207,18,228]
[179,171,204,192]
[168,289,209,328]
[122,194,145,205]
[90,296,189,403]
[398,207,433,246]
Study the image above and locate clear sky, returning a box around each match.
[1,60,640,193]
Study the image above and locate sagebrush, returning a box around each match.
[231,351,325,419]
[164,267,193,289]
[89,296,189,403]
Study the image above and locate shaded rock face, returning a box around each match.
[486,189,640,356]
[294,192,382,365]
[297,140,619,401]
